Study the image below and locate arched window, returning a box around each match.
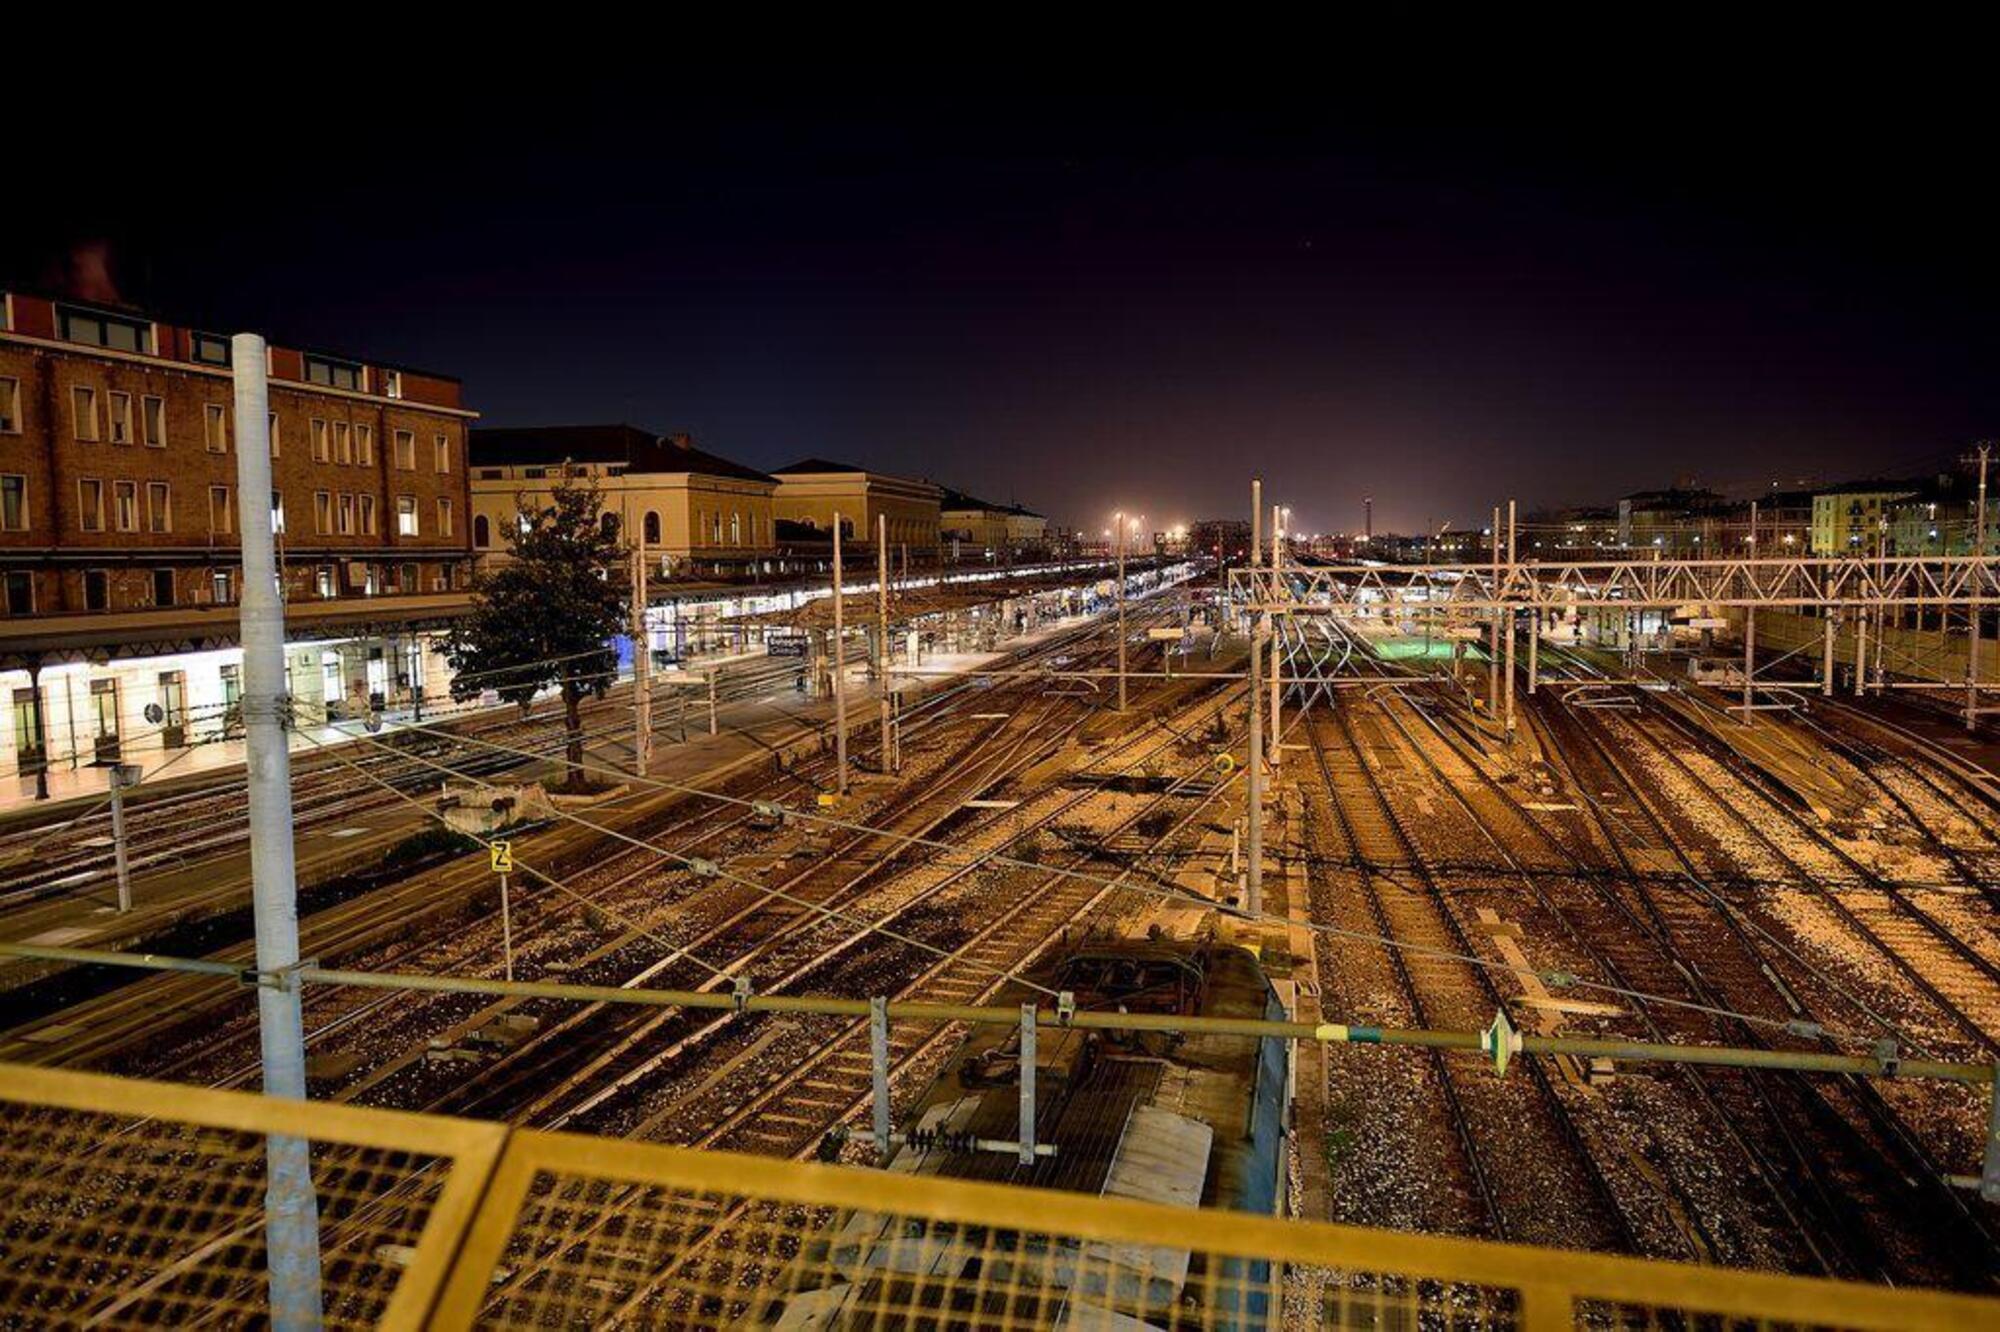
[600,512,620,540]
[730,511,741,545]
[643,511,661,545]
[473,514,490,547]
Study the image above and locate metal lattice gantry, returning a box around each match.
[1232,553,2000,613]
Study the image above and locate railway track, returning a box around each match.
[0,611,1163,1073]
[1520,645,2000,1285]
[1302,691,1639,1254]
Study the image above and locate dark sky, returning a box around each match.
[10,64,1994,535]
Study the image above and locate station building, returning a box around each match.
[469,425,779,577]
[771,458,942,555]
[0,289,475,796]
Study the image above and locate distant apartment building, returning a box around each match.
[771,459,942,553]
[469,426,777,576]
[1811,482,1920,555]
[1884,473,2000,555]
[1,290,475,790]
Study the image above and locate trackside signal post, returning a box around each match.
[231,333,323,1329]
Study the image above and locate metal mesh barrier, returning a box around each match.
[0,1065,504,1330]
[2,1063,1993,1330]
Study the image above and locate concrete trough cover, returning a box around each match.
[1068,1105,1211,1312]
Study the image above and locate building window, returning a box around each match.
[397,495,419,536]
[304,355,361,391]
[359,494,376,536]
[0,377,19,433]
[73,386,100,441]
[2,476,26,532]
[314,491,332,535]
[271,491,286,535]
[433,434,451,473]
[356,424,374,467]
[383,370,404,400]
[107,392,133,444]
[311,419,330,462]
[269,413,280,457]
[142,395,165,447]
[204,404,229,452]
[153,569,176,607]
[78,479,105,532]
[643,511,661,545]
[4,572,32,615]
[394,430,416,470]
[337,493,355,535]
[730,511,741,545]
[84,570,109,611]
[334,421,352,465]
[210,569,233,604]
[209,486,233,535]
[400,561,418,592]
[190,332,231,366]
[59,306,153,354]
[474,513,491,547]
[114,481,138,532]
[316,565,336,598]
[436,498,453,537]
[147,482,171,533]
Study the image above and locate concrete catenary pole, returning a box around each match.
[231,332,323,1329]
[1971,444,1990,731]
[1503,499,1517,737]
[1246,481,1264,917]
[1116,511,1128,713]
[1268,504,1282,774]
[632,530,651,775]
[1743,500,1758,722]
[109,762,138,913]
[878,513,896,773]
[1488,506,1501,716]
[832,512,849,795]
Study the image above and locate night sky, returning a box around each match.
[11,71,1994,535]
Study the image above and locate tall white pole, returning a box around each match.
[632,531,651,775]
[232,332,323,1329]
[878,514,896,772]
[1971,445,1989,731]
[1503,499,1517,737]
[1268,504,1281,773]
[1488,505,1501,717]
[109,763,135,913]
[1116,513,1128,713]
[832,512,849,796]
[1246,481,1264,916]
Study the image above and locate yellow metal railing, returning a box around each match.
[0,1062,1992,1329]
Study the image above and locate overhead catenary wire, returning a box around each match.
[307,716,1066,998]
[291,726,730,978]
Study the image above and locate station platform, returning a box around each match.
[0,614,1123,965]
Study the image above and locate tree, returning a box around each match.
[445,472,628,789]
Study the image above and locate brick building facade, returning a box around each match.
[0,290,476,791]
[1,291,474,621]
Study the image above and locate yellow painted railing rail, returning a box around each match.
[0,1062,1992,1330]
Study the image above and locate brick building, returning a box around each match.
[0,290,475,790]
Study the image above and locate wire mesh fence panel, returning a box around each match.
[0,1100,447,1327]
[3,1064,1994,1330]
